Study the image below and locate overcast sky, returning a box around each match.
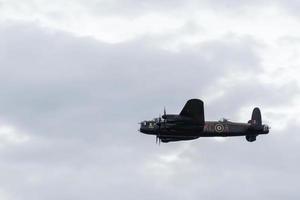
[0,0,300,199]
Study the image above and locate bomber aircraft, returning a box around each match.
[139,99,269,143]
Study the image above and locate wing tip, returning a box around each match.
[187,98,204,103]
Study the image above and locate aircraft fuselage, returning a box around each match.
[140,119,269,143]
[139,99,270,143]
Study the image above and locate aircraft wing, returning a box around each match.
[179,99,205,125]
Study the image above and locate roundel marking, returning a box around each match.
[215,124,224,133]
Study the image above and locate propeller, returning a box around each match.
[155,107,167,145]
[156,114,161,145]
[162,107,167,119]
[156,110,166,145]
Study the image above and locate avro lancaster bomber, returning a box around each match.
[139,99,269,143]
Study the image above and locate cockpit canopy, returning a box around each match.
[218,118,229,122]
[140,120,156,129]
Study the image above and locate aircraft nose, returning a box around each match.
[139,125,143,133]
[139,121,146,133]
[139,126,149,134]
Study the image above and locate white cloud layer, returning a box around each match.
[0,126,29,145]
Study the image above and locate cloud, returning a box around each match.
[0,21,287,200]
[1,0,298,44]
[0,22,261,132]
[0,125,29,146]
[0,0,300,199]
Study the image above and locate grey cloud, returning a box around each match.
[0,23,261,137]
[0,22,299,200]
[277,0,300,18]
[204,79,299,120]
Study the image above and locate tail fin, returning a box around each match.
[248,107,262,126]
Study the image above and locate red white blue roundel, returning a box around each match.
[215,124,224,133]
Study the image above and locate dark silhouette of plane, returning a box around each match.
[139,99,269,143]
